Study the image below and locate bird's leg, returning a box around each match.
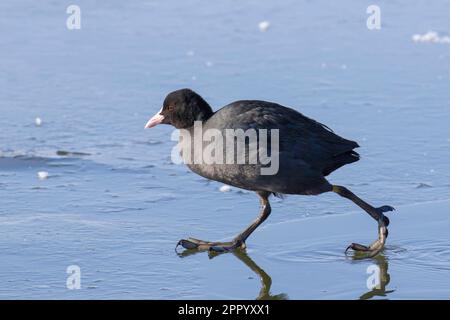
[176,192,272,253]
[332,185,394,257]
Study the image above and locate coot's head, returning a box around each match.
[145,89,213,129]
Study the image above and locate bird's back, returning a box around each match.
[207,100,359,168]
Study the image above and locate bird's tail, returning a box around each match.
[322,150,360,176]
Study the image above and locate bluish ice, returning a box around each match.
[1,0,450,299]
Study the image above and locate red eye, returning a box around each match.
[168,105,174,112]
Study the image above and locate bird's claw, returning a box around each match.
[345,240,385,258]
[175,237,245,253]
[375,205,395,226]
[209,239,246,253]
[176,239,199,250]
[345,214,389,258]
[345,243,370,253]
[377,205,395,213]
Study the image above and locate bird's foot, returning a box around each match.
[176,237,246,253]
[345,216,389,258]
[375,205,395,226]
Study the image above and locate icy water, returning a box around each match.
[1,0,450,299]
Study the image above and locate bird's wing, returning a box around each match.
[211,100,359,174]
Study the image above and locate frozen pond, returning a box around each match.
[1,0,450,299]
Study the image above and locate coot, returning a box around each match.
[145,89,394,256]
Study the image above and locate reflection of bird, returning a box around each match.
[177,248,287,300]
[146,89,394,255]
[233,250,288,300]
[359,254,395,300]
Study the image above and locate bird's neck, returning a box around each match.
[195,105,213,123]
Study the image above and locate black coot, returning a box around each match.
[145,89,394,256]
